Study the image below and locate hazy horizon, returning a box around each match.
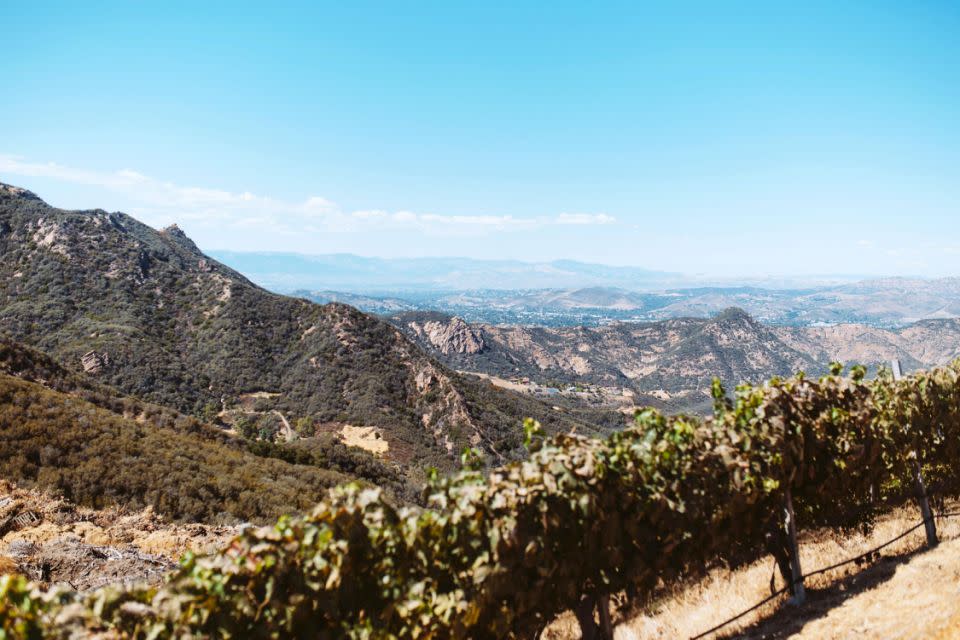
[207,248,937,295]
[0,176,952,285]
[3,2,958,277]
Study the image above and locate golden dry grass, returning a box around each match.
[932,611,960,640]
[543,501,960,639]
[0,555,17,575]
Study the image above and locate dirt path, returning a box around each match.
[271,410,297,442]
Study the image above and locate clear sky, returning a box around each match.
[2,1,958,278]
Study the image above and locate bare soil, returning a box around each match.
[0,481,235,591]
[338,425,389,456]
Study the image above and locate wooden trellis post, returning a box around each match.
[597,594,613,639]
[892,359,938,548]
[574,594,614,640]
[784,487,806,604]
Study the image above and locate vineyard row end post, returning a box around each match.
[891,359,939,548]
[784,487,805,605]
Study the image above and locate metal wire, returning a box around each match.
[802,520,926,580]
[688,512,957,640]
[688,587,790,640]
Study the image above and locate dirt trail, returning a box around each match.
[271,409,298,442]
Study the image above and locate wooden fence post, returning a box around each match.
[784,487,805,605]
[914,461,939,547]
[574,596,600,640]
[597,594,613,640]
[892,359,939,548]
[574,594,614,640]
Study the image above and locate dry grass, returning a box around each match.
[338,425,390,456]
[0,555,17,574]
[543,501,960,639]
[932,611,960,640]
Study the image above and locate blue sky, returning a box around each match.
[2,1,958,277]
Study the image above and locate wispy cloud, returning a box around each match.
[0,154,616,236]
[556,212,616,225]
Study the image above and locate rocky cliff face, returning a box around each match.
[407,316,486,355]
[395,309,817,400]
[393,308,960,414]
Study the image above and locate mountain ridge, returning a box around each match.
[390,308,960,414]
[0,182,611,481]
[208,250,684,292]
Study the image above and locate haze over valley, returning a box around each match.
[209,251,960,328]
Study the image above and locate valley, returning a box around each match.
[283,278,960,328]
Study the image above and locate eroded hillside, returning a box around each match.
[393,308,820,413]
[775,320,960,371]
[393,309,960,414]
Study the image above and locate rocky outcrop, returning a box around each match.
[80,351,110,375]
[408,349,479,454]
[159,223,205,256]
[409,316,486,355]
[31,218,72,258]
[397,307,960,415]
[0,183,41,201]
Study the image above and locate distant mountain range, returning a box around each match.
[206,252,960,328]
[208,251,687,292]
